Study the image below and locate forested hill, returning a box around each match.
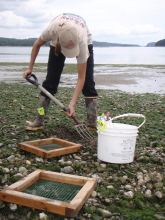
[93,41,139,47]
[0,37,140,47]
[155,39,165,46]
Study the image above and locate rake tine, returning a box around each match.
[75,124,94,140]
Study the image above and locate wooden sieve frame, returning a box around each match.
[0,170,97,217]
[18,137,83,158]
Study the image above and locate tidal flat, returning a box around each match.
[0,81,165,219]
[0,62,165,94]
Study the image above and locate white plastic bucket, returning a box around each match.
[97,113,146,164]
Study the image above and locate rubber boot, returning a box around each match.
[26,96,51,131]
[85,97,97,131]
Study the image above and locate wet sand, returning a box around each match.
[0,65,165,94]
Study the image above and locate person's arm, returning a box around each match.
[22,36,46,78]
[68,62,87,117]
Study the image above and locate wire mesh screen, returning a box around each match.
[23,179,82,203]
[37,143,64,151]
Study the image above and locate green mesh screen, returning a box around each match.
[37,143,64,151]
[23,179,82,202]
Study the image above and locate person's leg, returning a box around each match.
[82,45,98,131]
[26,45,66,131]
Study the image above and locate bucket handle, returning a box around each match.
[111,113,146,129]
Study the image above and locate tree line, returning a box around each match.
[155,39,165,46]
[0,37,164,47]
[0,37,140,47]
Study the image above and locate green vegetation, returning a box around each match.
[155,39,165,47]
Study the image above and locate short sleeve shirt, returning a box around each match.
[41,13,93,64]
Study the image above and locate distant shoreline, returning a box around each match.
[0,37,140,47]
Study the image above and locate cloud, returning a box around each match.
[0,0,165,45]
[0,11,31,28]
[131,24,164,35]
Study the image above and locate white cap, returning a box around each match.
[58,22,79,58]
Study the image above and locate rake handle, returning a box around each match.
[25,73,80,125]
[63,107,80,125]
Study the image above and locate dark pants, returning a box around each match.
[41,44,98,97]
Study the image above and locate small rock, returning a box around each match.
[14,173,23,177]
[145,189,152,198]
[118,176,128,184]
[100,164,106,169]
[3,168,10,173]
[61,166,74,174]
[26,160,31,165]
[74,155,81,160]
[0,143,3,147]
[9,203,17,211]
[24,135,29,140]
[19,166,27,174]
[7,155,15,162]
[39,212,49,220]
[124,191,134,199]
[98,208,111,217]
[154,182,163,190]
[58,160,65,165]
[104,198,111,204]
[107,185,114,189]
[138,179,145,186]
[125,184,134,191]
[36,157,44,163]
[144,175,151,183]
[65,161,72,166]
[155,191,163,199]
[146,183,153,190]
[91,190,97,198]
[92,174,103,183]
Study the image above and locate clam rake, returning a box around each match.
[25,74,94,140]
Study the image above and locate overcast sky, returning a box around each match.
[0,0,165,46]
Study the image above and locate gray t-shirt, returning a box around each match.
[41,13,93,64]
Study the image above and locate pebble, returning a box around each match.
[145,189,152,197]
[39,212,49,220]
[155,191,163,199]
[92,174,103,183]
[124,191,134,199]
[91,191,97,198]
[125,184,134,191]
[98,208,111,217]
[19,166,27,174]
[61,166,74,174]
[3,168,10,173]
[25,160,31,165]
[9,203,17,211]
[7,155,15,162]
[107,185,114,189]
[100,164,106,168]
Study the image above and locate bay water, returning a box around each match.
[0,46,165,64]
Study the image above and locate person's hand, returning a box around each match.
[67,104,75,118]
[22,69,32,78]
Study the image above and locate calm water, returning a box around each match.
[0,46,165,64]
